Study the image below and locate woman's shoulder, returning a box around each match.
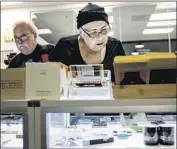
[107,36,122,44]
[107,36,125,56]
[57,34,80,54]
[59,34,79,45]
[49,34,80,63]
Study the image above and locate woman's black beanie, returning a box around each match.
[77,3,109,29]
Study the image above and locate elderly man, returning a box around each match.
[8,21,54,68]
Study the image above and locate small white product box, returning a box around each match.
[25,62,68,100]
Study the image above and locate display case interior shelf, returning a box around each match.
[1,137,23,149]
[46,114,176,149]
[1,114,23,149]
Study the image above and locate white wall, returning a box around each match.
[1,9,30,52]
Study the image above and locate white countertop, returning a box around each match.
[1,122,176,149]
[49,123,176,149]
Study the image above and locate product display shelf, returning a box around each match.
[49,123,176,149]
[1,137,23,149]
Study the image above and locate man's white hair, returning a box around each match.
[13,20,38,35]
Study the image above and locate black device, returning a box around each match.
[83,137,114,146]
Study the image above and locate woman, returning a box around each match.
[49,3,125,82]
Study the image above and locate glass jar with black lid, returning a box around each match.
[158,124,175,145]
[144,125,159,146]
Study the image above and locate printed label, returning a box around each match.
[1,80,23,89]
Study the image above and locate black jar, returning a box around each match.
[144,125,159,145]
[158,125,175,145]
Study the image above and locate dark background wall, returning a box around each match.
[122,39,176,55]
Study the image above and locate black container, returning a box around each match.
[144,126,159,145]
[158,125,175,145]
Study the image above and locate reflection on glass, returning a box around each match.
[46,113,176,148]
[1,114,23,149]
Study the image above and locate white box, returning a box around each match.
[26,62,68,100]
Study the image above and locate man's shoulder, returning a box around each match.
[10,53,22,62]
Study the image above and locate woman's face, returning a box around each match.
[80,21,110,52]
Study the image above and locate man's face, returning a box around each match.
[81,21,110,52]
[14,24,37,55]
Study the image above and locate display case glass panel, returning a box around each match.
[45,112,176,149]
[1,114,24,149]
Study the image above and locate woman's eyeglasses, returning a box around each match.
[81,26,111,38]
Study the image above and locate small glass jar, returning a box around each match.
[158,125,175,145]
[144,125,159,146]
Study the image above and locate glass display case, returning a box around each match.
[0,99,176,149]
[38,98,176,149]
[68,69,113,100]
[1,100,35,149]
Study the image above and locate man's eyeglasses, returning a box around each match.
[81,26,111,38]
[14,34,30,44]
